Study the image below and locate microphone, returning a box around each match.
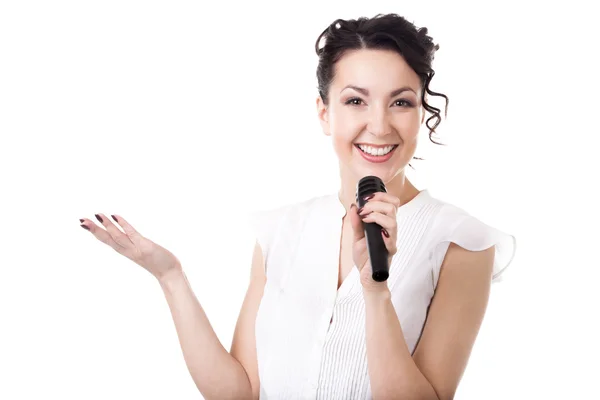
[356,176,389,282]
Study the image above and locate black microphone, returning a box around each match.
[356,176,389,282]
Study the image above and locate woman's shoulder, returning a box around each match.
[248,192,334,224]
[421,191,477,228]
[421,191,510,241]
[420,191,517,283]
[245,192,336,258]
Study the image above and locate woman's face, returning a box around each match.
[317,49,424,184]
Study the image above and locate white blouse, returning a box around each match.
[248,189,516,399]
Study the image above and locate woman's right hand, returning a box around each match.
[80,213,182,281]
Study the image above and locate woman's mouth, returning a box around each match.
[354,144,399,163]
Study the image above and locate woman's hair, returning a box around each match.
[315,13,449,148]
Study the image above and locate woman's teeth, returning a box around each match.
[357,144,396,156]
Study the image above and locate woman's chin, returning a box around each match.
[352,168,393,183]
[351,161,408,184]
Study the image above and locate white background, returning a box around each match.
[1,0,598,399]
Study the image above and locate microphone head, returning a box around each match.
[356,176,386,207]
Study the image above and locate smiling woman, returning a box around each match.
[241,13,516,400]
[80,12,516,400]
[317,44,444,187]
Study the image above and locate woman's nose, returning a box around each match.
[366,107,392,137]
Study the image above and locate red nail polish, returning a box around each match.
[363,194,375,202]
[111,215,118,223]
[382,228,389,238]
[95,214,103,223]
[81,224,90,231]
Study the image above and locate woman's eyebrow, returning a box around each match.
[340,85,417,97]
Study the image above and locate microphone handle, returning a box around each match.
[364,221,389,282]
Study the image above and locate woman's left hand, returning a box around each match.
[349,192,401,293]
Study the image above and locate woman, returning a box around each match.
[80,13,516,400]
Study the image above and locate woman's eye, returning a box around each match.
[394,99,413,107]
[345,98,413,107]
[345,97,363,106]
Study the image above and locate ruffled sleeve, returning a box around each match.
[431,206,517,286]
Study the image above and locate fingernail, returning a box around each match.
[357,207,364,214]
[363,194,375,202]
[382,228,389,238]
[81,224,90,231]
[111,214,118,223]
[95,214,103,223]
[79,219,84,223]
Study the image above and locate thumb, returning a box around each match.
[349,204,365,243]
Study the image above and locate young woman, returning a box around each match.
[80,13,516,400]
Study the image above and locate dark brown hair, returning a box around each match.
[315,13,449,149]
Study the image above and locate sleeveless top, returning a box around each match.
[248,189,516,400]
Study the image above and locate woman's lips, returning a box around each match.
[354,144,398,163]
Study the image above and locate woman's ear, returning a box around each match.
[316,96,331,136]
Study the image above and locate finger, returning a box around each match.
[80,218,122,250]
[363,213,398,250]
[381,228,398,255]
[361,191,401,208]
[110,214,141,239]
[362,211,398,255]
[361,211,397,232]
[349,203,365,243]
[358,200,396,219]
[93,213,133,248]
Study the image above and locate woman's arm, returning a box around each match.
[364,243,495,400]
[158,241,266,400]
